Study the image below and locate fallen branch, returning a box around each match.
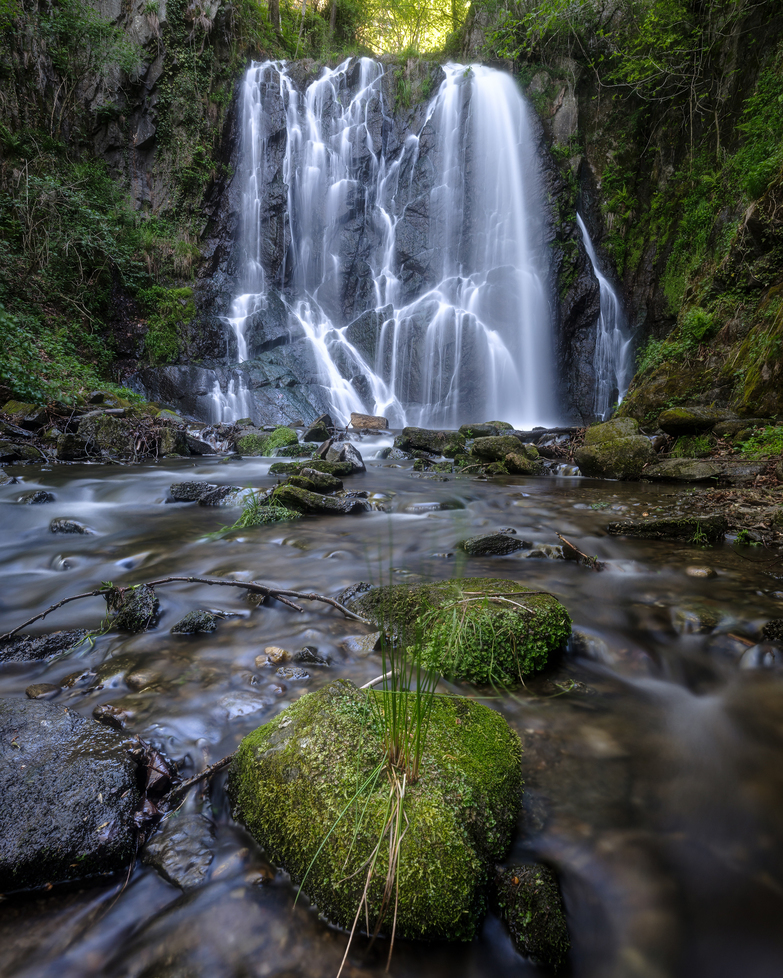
[164,752,236,805]
[0,575,371,642]
[557,533,606,571]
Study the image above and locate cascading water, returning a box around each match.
[576,213,632,420]
[220,58,558,429]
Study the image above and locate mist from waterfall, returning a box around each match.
[217,58,558,429]
[576,213,632,420]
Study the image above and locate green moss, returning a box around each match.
[235,433,267,456]
[605,514,728,543]
[269,459,355,477]
[141,287,194,365]
[228,679,523,941]
[264,426,299,453]
[353,578,571,687]
[670,434,713,458]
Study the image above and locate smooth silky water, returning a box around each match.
[1,451,783,977]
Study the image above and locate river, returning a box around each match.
[1,440,782,977]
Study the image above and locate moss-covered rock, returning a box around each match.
[657,406,737,436]
[235,426,299,457]
[505,452,541,475]
[353,578,571,686]
[606,514,728,543]
[265,426,299,452]
[269,459,355,477]
[170,610,217,634]
[575,418,655,480]
[287,468,343,493]
[644,459,721,481]
[495,864,570,970]
[228,679,523,941]
[108,584,159,633]
[270,484,369,514]
[470,435,523,460]
[394,427,466,457]
[235,432,268,456]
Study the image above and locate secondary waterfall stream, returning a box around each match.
[576,213,632,420]
[212,59,555,429]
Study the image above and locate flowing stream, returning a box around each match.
[576,214,632,420]
[212,59,555,429]
[2,450,783,977]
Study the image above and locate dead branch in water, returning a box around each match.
[557,533,606,571]
[0,575,371,641]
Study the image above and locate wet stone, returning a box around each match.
[142,813,216,891]
[25,683,61,700]
[93,702,135,730]
[49,518,91,535]
[461,531,527,556]
[275,666,309,681]
[19,490,55,505]
[495,864,570,969]
[293,646,329,666]
[110,584,159,633]
[739,643,783,669]
[0,699,139,892]
[0,629,87,663]
[167,482,214,503]
[762,619,783,642]
[606,514,728,544]
[259,646,290,666]
[170,610,218,635]
[686,566,717,579]
[340,632,383,657]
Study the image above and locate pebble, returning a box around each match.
[260,646,289,665]
[686,566,717,578]
[24,683,61,700]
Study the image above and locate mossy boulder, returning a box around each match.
[269,459,355,477]
[270,484,369,514]
[236,426,299,456]
[234,432,268,456]
[228,679,523,941]
[107,584,159,633]
[352,578,571,686]
[657,406,737,436]
[470,435,523,461]
[286,468,343,493]
[495,864,570,970]
[575,418,655,480]
[394,427,466,458]
[505,452,541,475]
[644,459,721,481]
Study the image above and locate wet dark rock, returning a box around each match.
[0,467,10,485]
[170,611,218,635]
[109,585,160,633]
[606,514,728,543]
[270,484,370,514]
[168,482,214,502]
[459,423,503,438]
[0,699,139,892]
[657,406,737,436]
[25,683,61,700]
[93,702,136,730]
[495,864,570,969]
[19,490,55,505]
[394,426,465,457]
[0,630,87,663]
[50,518,91,534]
[185,433,216,455]
[762,619,783,642]
[340,632,383,656]
[334,581,373,605]
[293,647,329,666]
[303,421,331,443]
[198,485,249,507]
[275,666,309,680]
[461,532,527,556]
[718,461,769,486]
[324,441,365,473]
[142,813,216,891]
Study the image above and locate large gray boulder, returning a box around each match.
[0,699,139,892]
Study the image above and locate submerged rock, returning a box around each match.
[50,518,91,534]
[353,577,571,685]
[109,584,160,633]
[0,699,139,892]
[495,864,570,970]
[170,610,218,634]
[19,490,55,505]
[228,679,522,941]
[0,629,87,663]
[606,514,728,543]
[142,813,216,891]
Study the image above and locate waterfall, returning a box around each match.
[221,58,558,429]
[576,213,632,420]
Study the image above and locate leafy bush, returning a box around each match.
[737,426,783,459]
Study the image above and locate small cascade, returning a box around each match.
[223,58,558,429]
[576,213,632,420]
[209,372,254,424]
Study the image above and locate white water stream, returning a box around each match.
[212,58,557,429]
[576,213,632,420]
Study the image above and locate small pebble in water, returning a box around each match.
[686,566,717,578]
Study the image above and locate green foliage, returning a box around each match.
[736,425,783,459]
[138,286,194,365]
[670,435,712,458]
[360,0,469,53]
[734,528,760,547]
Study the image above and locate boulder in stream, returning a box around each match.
[460,531,528,556]
[394,427,466,458]
[495,864,570,970]
[170,610,218,634]
[270,484,370,515]
[0,699,139,892]
[352,578,571,685]
[228,678,522,941]
[574,418,655,480]
[606,514,728,543]
[108,584,159,633]
[0,629,87,663]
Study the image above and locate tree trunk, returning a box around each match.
[269,0,280,31]
[330,0,337,35]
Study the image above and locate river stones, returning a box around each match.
[352,577,572,685]
[495,864,570,969]
[605,514,728,543]
[287,467,343,493]
[269,458,355,477]
[394,426,466,457]
[108,584,160,633]
[50,518,91,534]
[0,699,140,892]
[142,812,216,890]
[470,435,523,461]
[168,481,215,502]
[228,678,522,941]
[270,484,370,514]
[574,418,655,480]
[325,440,365,473]
[505,451,541,475]
[19,490,55,504]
